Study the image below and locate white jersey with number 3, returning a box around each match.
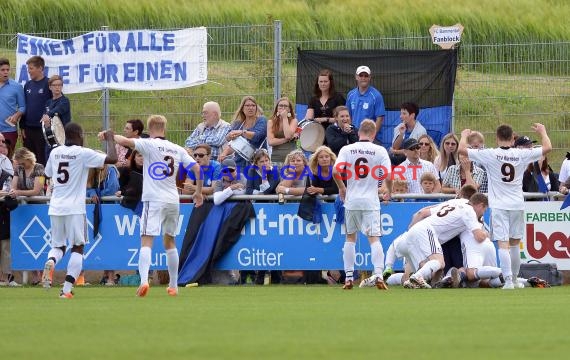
[425,201,481,243]
[134,138,195,204]
[334,140,391,210]
[45,145,106,216]
[467,147,542,210]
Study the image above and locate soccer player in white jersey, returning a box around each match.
[459,124,551,289]
[399,193,489,288]
[42,123,117,298]
[460,226,503,288]
[106,115,204,297]
[333,119,393,290]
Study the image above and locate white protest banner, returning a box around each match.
[16,28,207,93]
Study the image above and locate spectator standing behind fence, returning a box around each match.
[346,66,385,138]
[185,101,231,159]
[466,131,488,193]
[417,134,439,164]
[325,105,358,156]
[522,155,559,195]
[307,145,338,196]
[559,153,570,185]
[9,147,45,285]
[0,134,13,175]
[397,138,441,194]
[459,123,552,290]
[116,119,144,168]
[42,75,71,161]
[305,69,346,137]
[218,96,267,171]
[117,150,144,213]
[441,153,485,194]
[267,97,298,165]
[181,144,220,197]
[276,149,308,198]
[0,58,25,156]
[246,149,280,196]
[0,144,17,287]
[434,133,459,182]
[390,102,427,165]
[21,56,52,166]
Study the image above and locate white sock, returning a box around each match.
[47,248,64,265]
[387,273,404,286]
[63,252,83,293]
[416,260,441,282]
[166,248,179,289]
[370,241,384,276]
[139,246,152,285]
[510,245,521,279]
[498,248,512,281]
[489,277,503,288]
[475,266,502,280]
[517,277,530,287]
[343,242,356,281]
[385,243,396,269]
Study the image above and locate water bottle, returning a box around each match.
[278,193,285,205]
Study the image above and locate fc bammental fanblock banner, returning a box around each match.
[16,28,207,93]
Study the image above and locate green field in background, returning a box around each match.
[1,285,569,360]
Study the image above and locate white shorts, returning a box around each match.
[344,209,381,237]
[397,223,442,272]
[491,208,524,241]
[50,214,87,248]
[140,201,180,237]
[461,230,497,269]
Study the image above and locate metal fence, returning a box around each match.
[1,23,569,168]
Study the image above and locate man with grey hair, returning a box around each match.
[185,101,231,159]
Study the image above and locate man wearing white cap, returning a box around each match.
[346,65,386,138]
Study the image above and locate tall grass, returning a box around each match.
[3,0,569,43]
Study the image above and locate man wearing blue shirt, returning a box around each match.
[21,56,52,166]
[346,65,386,142]
[0,58,25,156]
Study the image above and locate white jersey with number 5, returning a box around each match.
[467,147,542,210]
[334,140,391,210]
[45,145,106,216]
[134,138,195,204]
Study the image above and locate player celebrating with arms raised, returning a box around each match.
[333,119,392,290]
[42,123,117,298]
[105,115,204,297]
[458,124,551,289]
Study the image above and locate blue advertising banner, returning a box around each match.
[11,202,427,271]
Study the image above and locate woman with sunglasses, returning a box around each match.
[267,97,298,165]
[417,134,439,164]
[434,133,459,181]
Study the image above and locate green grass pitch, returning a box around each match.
[1,285,569,360]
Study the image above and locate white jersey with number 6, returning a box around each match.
[335,140,391,210]
[45,145,106,216]
[134,138,196,204]
[467,147,542,210]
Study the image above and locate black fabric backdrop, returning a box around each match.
[295,49,458,110]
